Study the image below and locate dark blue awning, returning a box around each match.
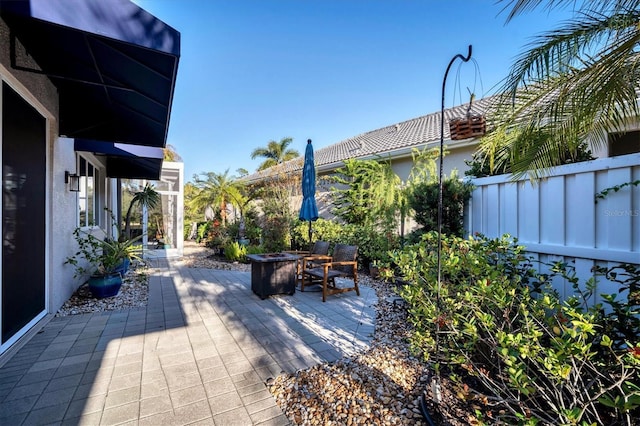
[74,139,164,180]
[0,0,180,149]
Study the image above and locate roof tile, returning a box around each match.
[247,96,497,181]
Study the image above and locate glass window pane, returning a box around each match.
[76,156,105,228]
[87,163,94,225]
[78,157,87,227]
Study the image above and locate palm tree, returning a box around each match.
[189,170,246,226]
[481,0,640,178]
[123,183,160,240]
[250,137,300,171]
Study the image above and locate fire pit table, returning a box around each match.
[246,252,300,299]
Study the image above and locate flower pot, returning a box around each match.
[88,273,122,299]
[449,115,486,140]
[113,258,130,275]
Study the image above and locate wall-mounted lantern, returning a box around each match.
[65,171,80,192]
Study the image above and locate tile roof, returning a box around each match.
[246,95,497,182]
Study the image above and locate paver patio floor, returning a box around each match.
[0,259,377,425]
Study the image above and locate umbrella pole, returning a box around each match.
[308,221,312,244]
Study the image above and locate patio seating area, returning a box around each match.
[301,243,360,302]
[0,259,376,425]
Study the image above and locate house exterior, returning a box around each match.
[249,96,496,185]
[0,0,180,361]
[245,96,498,222]
[247,87,639,216]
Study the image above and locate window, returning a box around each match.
[77,155,104,227]
[609,130,640,157]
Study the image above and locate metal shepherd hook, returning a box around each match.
[434,44,473,406]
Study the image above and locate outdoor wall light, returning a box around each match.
[65,171,80,192]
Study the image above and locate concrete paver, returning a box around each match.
[0,259,377,425]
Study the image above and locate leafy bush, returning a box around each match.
[255,168,296,252]
[196,222,210,243]
[262,216,290,252]
[339,224,399,267]
[245,244,265,255]
[592,263,640,350]
[204,223,231,251]
[394,232,640,425]
[408,176,473,237]
[242,206,262,245]
[330,158,403,230]
[291,218,346,249]
[223,241,246,262]
[292,220,399,267]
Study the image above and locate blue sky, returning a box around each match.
[135,0,575,181]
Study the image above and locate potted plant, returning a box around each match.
[66,228,143,299]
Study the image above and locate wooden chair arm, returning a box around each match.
[322,261,357,271]
[328,261,357,266]
[285,250,310,256]
[303,254,332,262]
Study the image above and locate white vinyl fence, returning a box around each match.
[466,153,640,303]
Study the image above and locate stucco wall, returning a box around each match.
[0,18,58,115]
[389,144,475,181]
[51,138,88,311]
[313,143,477,222]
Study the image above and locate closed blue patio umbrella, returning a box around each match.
[299,139,319,243]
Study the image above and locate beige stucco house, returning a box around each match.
[245,96,496,221]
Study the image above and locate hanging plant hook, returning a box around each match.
[433,44,473,406]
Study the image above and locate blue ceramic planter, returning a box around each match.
[88,273,122,299]
[113,258,130,275]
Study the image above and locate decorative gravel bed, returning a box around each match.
[267,274,432,425]
[55,269,150,317]
[266,274,475,426]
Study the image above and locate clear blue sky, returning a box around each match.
[134,0,575,181]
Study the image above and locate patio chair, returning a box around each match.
[301,244,359,302]
[293,240,331,283]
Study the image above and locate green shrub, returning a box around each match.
[204,225,231,250]
[407,176,473,237]
[291,218,345,249]
[394,232,640,425]
[223,241,246,262]
[245,244,265,255]
[339,224,399,267]
[592,263,640,350]
[262,216,290,252]
[292,220,400,267]
[196,222,210,243]
[242,207,262,245]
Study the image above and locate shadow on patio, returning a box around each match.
[0,259,376,425]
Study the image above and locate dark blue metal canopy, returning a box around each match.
[74,139,164,180]
[0,0,180,150]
